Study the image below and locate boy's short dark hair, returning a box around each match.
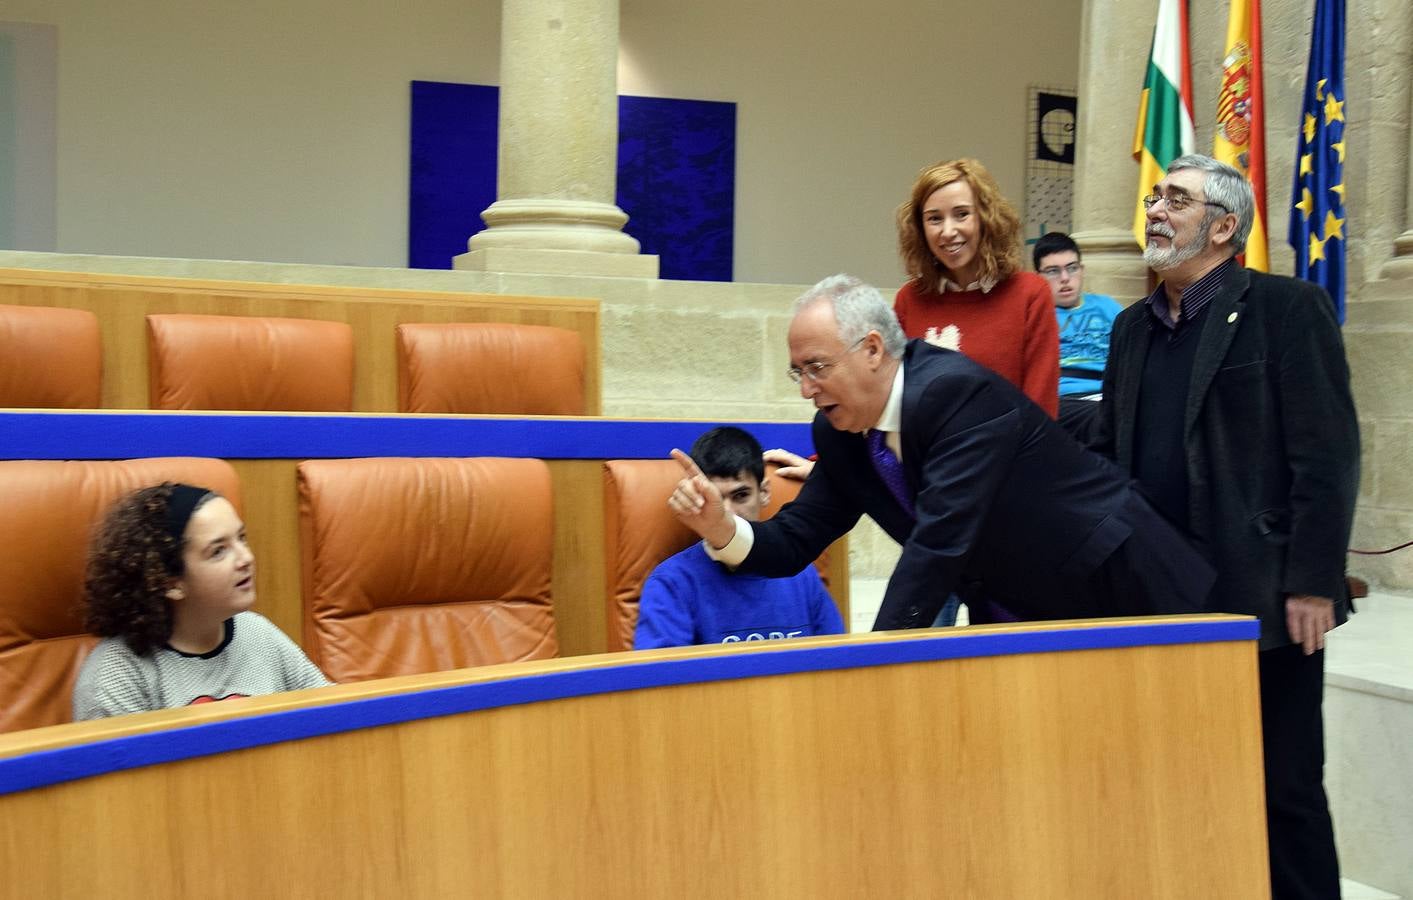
[690,426,764,484]
[1032,231,1081,270]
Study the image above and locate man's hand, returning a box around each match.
[763,448,815,482]
[668,449,736,549]
[1286,594,1336,655]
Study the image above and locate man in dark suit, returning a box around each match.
[1092,154,1358,900]
[666,273,1214,630]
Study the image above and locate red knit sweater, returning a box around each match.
[893,271,1060,417]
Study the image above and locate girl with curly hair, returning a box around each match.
[73,483,329,720]
[894,158,1059,417]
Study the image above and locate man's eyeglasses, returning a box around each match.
[787,337,867,384]
[1142,193,1232,214]
[1039,262,1083,280]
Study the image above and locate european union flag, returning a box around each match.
[1288,0,1347,322]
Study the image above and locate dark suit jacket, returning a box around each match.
[737,340,1206,629]
[1089,264,1359,650]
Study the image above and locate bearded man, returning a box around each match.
[1090,154,1359,900]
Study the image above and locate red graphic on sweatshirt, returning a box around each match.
[187,693,251,705]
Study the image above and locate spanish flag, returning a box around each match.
[1214,0,1270,270]
[1133,0,1196,249]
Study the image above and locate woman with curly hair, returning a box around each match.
[894,158,1059,417]
[73,483,329,720]
[766,160,1061,487]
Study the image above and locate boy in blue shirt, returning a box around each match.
[1035,232,1125,441]
[634,426,845,649]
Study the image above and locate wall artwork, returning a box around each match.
[1023,86,1078,264]
[409,81,735,281]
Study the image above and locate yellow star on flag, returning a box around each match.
[1310,231,1327,263]
[1316,78,1327,101]
[1300,154,1313,176]
[1324,210,1345,241]
[1295,188,1315,220]
[1332,139,1346,163]
[1331,182,1346,202]
[1303,113,1317,143]
[1323,92,1345,125]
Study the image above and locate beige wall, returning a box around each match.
[618,0,1083,287]
[5,0,1080,287]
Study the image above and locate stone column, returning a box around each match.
[455,0,658,278]
[1379,72,1413,280]
[1069,0,1159,302]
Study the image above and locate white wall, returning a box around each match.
[5,0,1080,287]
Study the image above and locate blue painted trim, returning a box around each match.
[0,412,814,461]
[0,618,1257,796]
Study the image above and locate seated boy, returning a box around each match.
[634,426,845,649]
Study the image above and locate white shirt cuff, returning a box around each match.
[702,514,753,567]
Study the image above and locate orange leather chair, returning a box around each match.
[396,322,586,415]
[147,313,354,411]
[0,457,242,733]
[602,460,698,653]
[297,457,559,682]
[0,304,102,408]
[601,460,832,652]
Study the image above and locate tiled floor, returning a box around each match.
[1342,877,1401,899]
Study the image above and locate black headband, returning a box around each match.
[163,484,214,543]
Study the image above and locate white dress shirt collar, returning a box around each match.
[940,272,998,294]
[872,362,905,458]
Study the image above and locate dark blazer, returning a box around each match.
[738,340,1212,629]
[1090,264,1359,650]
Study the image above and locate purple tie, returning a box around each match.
[867,429,914,519]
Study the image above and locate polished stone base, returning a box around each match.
[453,246,660,279]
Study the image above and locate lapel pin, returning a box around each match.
[1227,312,1238,324]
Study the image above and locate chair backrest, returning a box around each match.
[147,314,354,411]
[601,460,828,652]
[602,460,698,653]
[0,458,242,733]
[0,304,102,408]
[396,322,586,415]
[297,457,558,682]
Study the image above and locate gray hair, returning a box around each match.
[1167,153,1255,254]
[793,274,907,358]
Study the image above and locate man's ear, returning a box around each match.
[1210,212,1239,248]
[863,331,886,369]
[758,476,771,509]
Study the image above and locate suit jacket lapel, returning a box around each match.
[1114,312,1151,470]
[898,345,930,495]
[1184,264,1250,438]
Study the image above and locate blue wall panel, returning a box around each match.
[408,81,734,281]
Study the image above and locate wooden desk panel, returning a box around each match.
[0,618,1269,899]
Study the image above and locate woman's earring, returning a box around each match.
[165,588,184,601]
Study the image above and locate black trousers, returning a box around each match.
[1260,642,1340,900]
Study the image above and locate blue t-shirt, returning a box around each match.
[1056,293,1124,396]
[634,543,845,649]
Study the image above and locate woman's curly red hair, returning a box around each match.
[896,158,1023,289]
